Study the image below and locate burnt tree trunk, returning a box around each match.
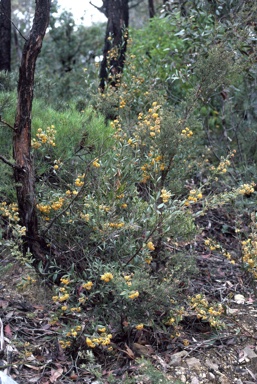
[148,0,155,18]
[0,0,11,71]
[99,0,129,91]
[13,0,50,265]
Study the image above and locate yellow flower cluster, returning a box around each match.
[204,238,221,251]
[82,281,93,290]
[59,340,71,349]
[116,193,125,199]
[32,125,56,149]
[217,158,230,173]
[52,293,70,303]
[204,238,234,263]
[135,323,144,330]
[190,294,224,328]
[101,272,114,282]
[75,174,85,187]
[166,305,186,326]
[65,189,78,197]
[109,222,125,229]
[184,189,203,206]
[161,188,171,203]
[124,274,133,286]
[60,277,70,285]
[99,204,111,212]
[145,254,153,264]
[129,290,139,299]
[181,127,193,138]
[66,325,82,338]
[0,202,19,222]
[80,213,90,222]
[37,197,65,218]
[237,183,255,196]
[241,238,257,278]
[21,275,36,289]
[92,158,101,168]
[86,333,112,348]
[119,98,126,108]
[146,241,155,251]
[140,154,165,183]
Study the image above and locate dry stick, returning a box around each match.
[0,116,15,131]
[0,155,16,168]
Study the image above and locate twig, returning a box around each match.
[0,155,15,168]
[124,220,162,267]
[0,116,15,131]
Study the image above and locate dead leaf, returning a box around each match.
[70,371,78,380]
[123,343,135,359]
[132,342,154,357]
[4,324,12,339]
[50,367,63,383]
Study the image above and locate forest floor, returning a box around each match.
[1,223,257,384]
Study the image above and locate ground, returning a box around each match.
[1,243,257,384]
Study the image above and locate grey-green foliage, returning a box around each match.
[35,10,105,105]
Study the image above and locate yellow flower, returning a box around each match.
[98,327,106,333]
[161,188,171,203]
[92,159,101,168]
[59,293,69,302]
[101,272,114,282]
[82,281,93,290]
[135,323,144,330]
[86,337,95,348]
[129,290,139,299]
[146,241,155,251]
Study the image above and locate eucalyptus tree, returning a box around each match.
[0,0,11,71]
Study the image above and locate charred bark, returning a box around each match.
[0,0,11,71]
[148,0,155,18]
[99,0,129,91]
[13,0,50,265]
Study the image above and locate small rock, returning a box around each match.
[208,372,216,381]
[234,294,245,304]
[186,357,202,370]
[205,358,219,371]
[243,346,257,359]
[191,376,200,384]
[169,350,188,366]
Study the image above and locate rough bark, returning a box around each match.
[99,0,129,91]
[13,0,50,265]
[0,0,11,71]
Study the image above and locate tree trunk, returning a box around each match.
[148,0,155,18]
[99,0,129,91]
[13,0,50,265]
[0,0,11,71]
